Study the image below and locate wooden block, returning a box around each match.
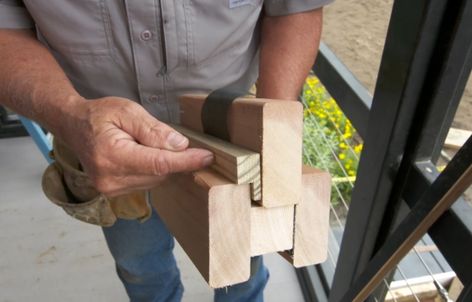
[445,127,472,149]
[281,165,331,267]
[250,203,294,256]
[447,276,464,301]
[385,282,440,302]
[179,94,303,208]
[172,124,261,200]
[150,169,251,288]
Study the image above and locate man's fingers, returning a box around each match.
[103,175,165,197]
[121,143,214,176]
[156,148,215,174]
[118,103,189,151]
[139,120,189,151]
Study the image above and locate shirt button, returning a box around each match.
[140,30,152,41]
[148,95,159,103]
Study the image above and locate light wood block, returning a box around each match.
[448,276,464,301]
[281,166,331,267]
[179,94,303,208]
[445,127,472,149]
[151,169,251,288]
[385,282,440,302]
[172,124,261,200]
[250,203,294,256]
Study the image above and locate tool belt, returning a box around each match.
[41,139,151,227]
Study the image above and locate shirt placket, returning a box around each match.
[124,0,170,121]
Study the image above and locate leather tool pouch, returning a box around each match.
[42,139,151,227]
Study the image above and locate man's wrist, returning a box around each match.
[46,94,87,140]
[256,83,299,101]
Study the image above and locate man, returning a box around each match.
[0,0,331,301]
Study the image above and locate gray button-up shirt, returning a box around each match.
[1,0,332,122]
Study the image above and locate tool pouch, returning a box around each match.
[41,139,151,227]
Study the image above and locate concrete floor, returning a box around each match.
[0,137,304,302]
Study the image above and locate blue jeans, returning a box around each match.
[102,208,269,302]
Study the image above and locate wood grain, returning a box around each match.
[151,169,251,288]
[250,203,294,256]
[172,124,261,200]
[179,94,303,207]
[281,166,331,267]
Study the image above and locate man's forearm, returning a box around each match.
[0,29,84,139]
[0,29,213,195]
[257,8,323,100]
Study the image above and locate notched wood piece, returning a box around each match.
[151,169,251,288]
[280,166,331,267]
[250,202,294,256]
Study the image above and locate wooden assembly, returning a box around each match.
[149,94,331,288]
[151,164,331,287]
[179,94,303,208]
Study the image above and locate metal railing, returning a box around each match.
[299,0,472,301]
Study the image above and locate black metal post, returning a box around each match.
[329,1,450,300]
[297,0,472,301]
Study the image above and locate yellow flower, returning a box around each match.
[348,170,355,176]
[307,76,319,86]
[354,144,363,154]
[339,142,347,149]
[339,153,346,160]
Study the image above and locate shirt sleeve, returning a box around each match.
[0,0,34,29]
[264,0,334,16]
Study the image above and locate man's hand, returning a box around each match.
[0,30,213,196]
[61,96,214,197]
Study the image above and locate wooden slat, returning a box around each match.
[281,166,331,267]
[172,124,261,200]
[250,203,294,256]
[150,169,251,288]
[179,94,303,208]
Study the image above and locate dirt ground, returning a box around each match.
[321,0,472,131]
[321,0,472,203]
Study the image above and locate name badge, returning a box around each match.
[229,0,253,8]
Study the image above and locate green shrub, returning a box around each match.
[302,76,363,206]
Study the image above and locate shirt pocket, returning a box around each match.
[185,0,263,68]
[23,0,113,58]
